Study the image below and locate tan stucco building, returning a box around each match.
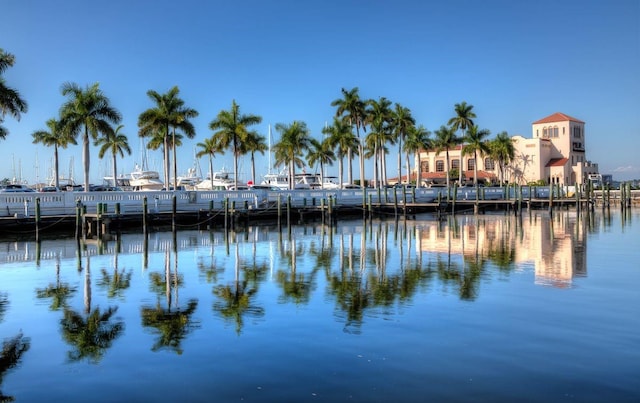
[415,112,599,186]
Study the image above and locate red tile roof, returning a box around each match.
[533,112,584,124]
[546,158,568,167]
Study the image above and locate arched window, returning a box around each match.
[543,127,548,138]
[420,161,429,173]
[484,158,495,170]
[553,126,559,137]
[436,160,444,172]
[467,159,475,171]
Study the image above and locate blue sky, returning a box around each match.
[2,0,639,184]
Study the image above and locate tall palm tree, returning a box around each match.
[365,97,393,188]
[461,125,491,187]
[488,131,515,185]
[138,86,198,190]
[31,118,77,189]
[448,101,476,184]
[307,137,335,185]
[433,125,462,189]
[272,121,312,189]
[95,124,131,187]
[196,137,222,190]
[60,82,121,192]
[323,117,357,188]
[391,103,415,185]
[209,100,262,187]
[403,124,431,185]
[0,49,28,140]
[331,87,367,186]
[240,130,268,185]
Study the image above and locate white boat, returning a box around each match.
[318,176,341,190]
[129,165,164,191]
[260,170,322,190]
[173,167,202,190]
[195,170,237,190]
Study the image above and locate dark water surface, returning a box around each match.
[0,210,638,402]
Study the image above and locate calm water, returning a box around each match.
[0,209,638,402]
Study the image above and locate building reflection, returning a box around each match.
[415,212,588,288]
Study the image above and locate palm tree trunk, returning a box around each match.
[397,136,402,184]
[473,150,478,186]
[163,135,170,191]
[172,128,178,190]
[251,152,256,185]
[445,149,451,189]
[338,156,344,188]
[83,128,90,192]
[405,151,411,185]
[112,153,117,188]
[233,136,239,188]
[54,145,60,189]
[208,155,214,191]
[347,148,353,184]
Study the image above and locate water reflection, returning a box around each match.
[60,254,124,363]
[0,332,30,401]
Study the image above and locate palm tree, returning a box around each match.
[240,130,268,185]
[31,118,77,189]
[433,125,462,190]
[272,121,312,189]
[307,137,335,185]
[95,124,131,187]
[0,49,28,140]
[60,82,121,192]
[461,125,491,188]
[488,131,515,185]
[448,101,476,184]
[365,97,393,188]
[209,100,262,187]
[390,103,415,184]
[323,117,357,188]
[403,124,431,185]
[196,137,222,190]
[331,87,367,186]
[138,86,198,190]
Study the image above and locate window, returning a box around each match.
[436,160,444,172]
[467,159,475,171]
[484,158,495,170]
[553,126,558,137]
[543,127,548,138]
[451,159,460,170]
[420,161,429,173]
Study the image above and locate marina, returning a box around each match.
[1,186,638,238]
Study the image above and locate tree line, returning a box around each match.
[1,49,515,191]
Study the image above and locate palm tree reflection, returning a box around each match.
[35,256,77,311]
[60,254,124,363]
[142,250,199,354]
[0,332,31,402]
[212,243,265,335]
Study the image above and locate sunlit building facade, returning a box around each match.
[415,112,600,186]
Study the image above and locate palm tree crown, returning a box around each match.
[462,125,491,186]
[331,87,367,186]
[488,131,515,185]
[433,125,462,190]
[272,121,312,189]
[209,100,262,187]
[32,117,77,189]
[138,86,198,190]
[95,124,132,187]
[0,49,28,140]
[60,82,121,192]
